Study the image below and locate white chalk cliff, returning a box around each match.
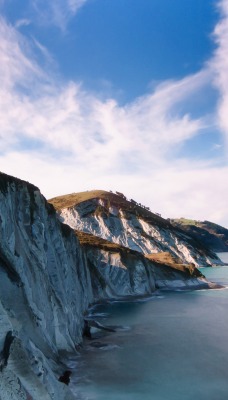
[51,191,221,268]
[0,175,221,399]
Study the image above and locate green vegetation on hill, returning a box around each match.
[171,218,228,252]
[171,218,199,226]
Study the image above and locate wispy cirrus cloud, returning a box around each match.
[0,19,217,163]
[31,0,89,31]
[67,0,88,14]
[15,19,31,29]
[211,0,228,151]
[0,1,228,226]
[0,17,44,90]
[0,16,210,168]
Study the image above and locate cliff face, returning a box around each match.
[170,218,228,253]
[50,191,221,267]
[0,173,93,400]
[0,176,221,399]
[76,231,215,297]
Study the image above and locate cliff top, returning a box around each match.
[146,251,183,265]
[49,190,170,228]
[171,217,228,233]
[170,218,228,252]
[49,190,114,210]
[0,172,39,194]
[145,252,200,275]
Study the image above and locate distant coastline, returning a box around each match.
[217,252,228,265]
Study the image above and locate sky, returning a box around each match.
[0,0,228,227]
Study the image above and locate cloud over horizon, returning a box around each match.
[0,1,228,226]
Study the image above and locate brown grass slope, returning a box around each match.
[75,230,203,279]
[49,190,171,228]
[146,252,200,276]
[76,230,145,255]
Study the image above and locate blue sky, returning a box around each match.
[0,0,228,226]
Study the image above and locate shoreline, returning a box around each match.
[87,278,225,309]
[59,276,226,399]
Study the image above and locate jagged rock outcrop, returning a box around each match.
[49,191,222,267]
[170,218,228,253]
[0,175,221,399]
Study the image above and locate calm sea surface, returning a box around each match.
[70,253,228,400]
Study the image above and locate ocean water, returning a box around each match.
[70,253,228,400]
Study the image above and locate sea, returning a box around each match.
[69,252,228,400]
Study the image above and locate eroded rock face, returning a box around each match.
[0,175,221,399]
[0,173,93,399]
[85,246,156,298]
[170,218,228,252]
[56,197,221,267]
[83,244,215,298]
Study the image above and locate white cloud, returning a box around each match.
[212,143,222,150]
[0,17,210,171]
[0,17,44,89]
[2,151,228,227]
[0,4,228,227]
[211,0,228,151]
[31,37,56,67]
[31,0,89,31]
[15,19,31,29]
[67,0,88,14]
